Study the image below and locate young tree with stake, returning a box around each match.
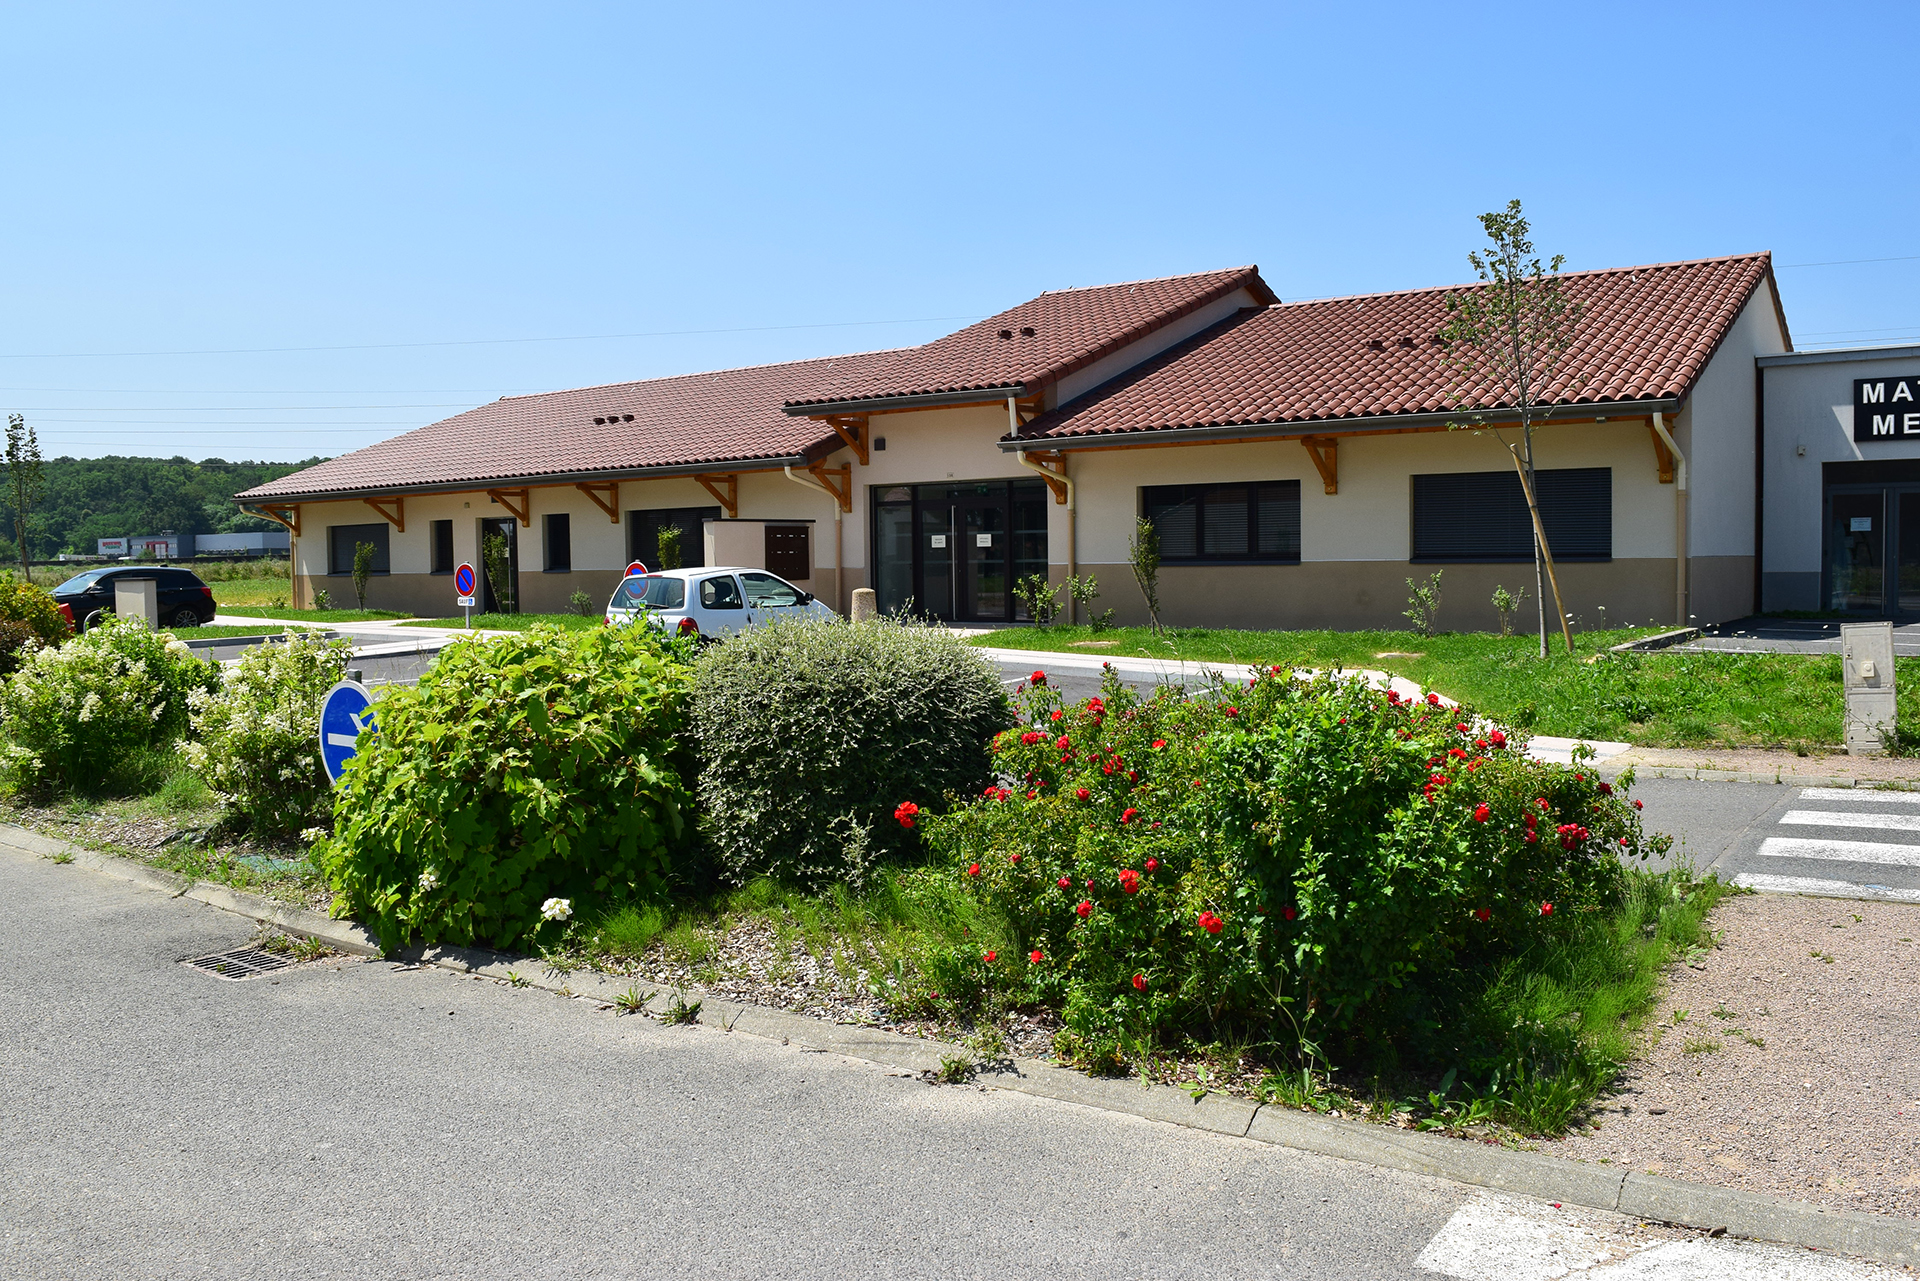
[1440,201,1581,657]
[4,414,45,579]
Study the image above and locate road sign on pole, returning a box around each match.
[625,560,649,579]
[318,680,376,785]
[454,562,476,627]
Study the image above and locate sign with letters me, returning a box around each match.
[1855,376,1920,441]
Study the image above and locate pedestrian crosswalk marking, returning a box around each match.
[1798,786,1920,805]
[1780,808,1920,833]
[1758,835,1920,868]
[1732,872,1920,902]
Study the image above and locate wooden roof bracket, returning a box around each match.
[487,487,532,527]
[694,473,739,518]
[822,415,869,466]
[363,494,405,532]
[576,481,621,523]
[1301,436,1338,494]
[242,502,300,537]
[1648,420,1675,483]
[1021,451,1070,505]
[807,463,853,513]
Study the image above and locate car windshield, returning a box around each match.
[54,570,108,592]
[611,575,686,610]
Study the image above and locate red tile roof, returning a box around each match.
[235,348,906,501]
[783,266,1278,411]
[1010,254,1781,445]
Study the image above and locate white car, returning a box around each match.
[604,566,836,640]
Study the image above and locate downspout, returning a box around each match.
[1651,412,1690,627]
[1011,397,1077,623]
[784,466,844,614]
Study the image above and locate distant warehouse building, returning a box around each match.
[237,255,1797,630]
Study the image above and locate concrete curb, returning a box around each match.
[1604,764,1920,790]
[1610,627,1701,653]
[9,826,1916,1269]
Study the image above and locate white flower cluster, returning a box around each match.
[540,897,572,922]
[418,868,440,892]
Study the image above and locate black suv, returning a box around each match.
[52,567,218,630]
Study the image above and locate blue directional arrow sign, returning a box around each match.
[318,679,376,785]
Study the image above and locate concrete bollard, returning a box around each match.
[113,577,159,629]
[1841,621,1896,755]
[850,587,877,623]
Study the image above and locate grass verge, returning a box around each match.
[171,625,337,641]
[220,607,411,622]
[971,624,1912,749]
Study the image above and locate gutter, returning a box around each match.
[1012,396,1077,622]
[1650,411,1691,627]
[994,398,1686,452]
[236,453,816,506]
[783,467,845,614]
[782,384,1028,418]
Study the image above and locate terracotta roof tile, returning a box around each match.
[784,266,1277,409]
[1013,254,1778,444]
[236,348,905,502]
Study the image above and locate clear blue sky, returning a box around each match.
[3,1,1915,463]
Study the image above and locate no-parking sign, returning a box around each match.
[454,562,477,608]
[319,680,376,785]
[625,560,649,579]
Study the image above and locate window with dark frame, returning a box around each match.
[327,523,390,576]
[430,520,454,574]
[1141,481,1301,562]
[627,506,719,569]
[544,512,572,572]
[1410,467,1612,562]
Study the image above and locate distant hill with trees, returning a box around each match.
[0,455,327,560]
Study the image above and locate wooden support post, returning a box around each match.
[486,488,532,528]
[363,495,405,532]
[822,415,869,466]
[694,473,739,518]
[1024,452,1070,504]
[576,481,621,523]
[1648,421,1675,483]
[1301,436,1339,494]
[243,503,300,537]
[807,464,853,513]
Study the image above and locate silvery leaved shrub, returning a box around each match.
[690,615,1012,889]
[180,629,351,837]
[316,623,695,950]
[0,615,219,794]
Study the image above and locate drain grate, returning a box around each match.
[182,946,296,981]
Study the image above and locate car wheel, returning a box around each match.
[83,609,110,632]
[170,607,201,628]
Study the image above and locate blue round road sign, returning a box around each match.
[319,680,376,785]
[454,563,476,596]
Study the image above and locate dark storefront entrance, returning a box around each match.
[1823,460,1920,615]
[872,478,1048,623]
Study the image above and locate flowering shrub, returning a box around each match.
[922,666,1649,1071]
[690,616,1011,888]
[179,630,351,836]
[316,623,695,950]
[0,616,218,794]
[0,574,70,673]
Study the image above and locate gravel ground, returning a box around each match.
[1549,892,1920,1218]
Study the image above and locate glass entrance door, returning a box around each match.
[1827,491,1884,613]
[870,479,1047,623]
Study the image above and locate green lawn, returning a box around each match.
[971,625,1909,750]
[399,612,602,631]
[218,607,411,622]
[172,624,337,641]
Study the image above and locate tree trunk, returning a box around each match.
[1510,441,1574,655]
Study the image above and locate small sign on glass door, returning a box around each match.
[976,533,993,547]
[929,534,947,548]
[1852,517,1873,532]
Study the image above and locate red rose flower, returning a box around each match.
[1457,723,1470,734]
[1474,907,1491,923]
[983,951,996,963]
[1282,905,1297,921]
[1076,899,1093,919]
[1473,804,1490,822]
[1540,901,1554,916]
[1144,858,1159,873]
[1075,787,1091,801]
[1225,706,1239,718]
[966,862,982,877]
[1197,910,1224,935]
[1020,730,1044,745]
[1131,973,1148,991]
[1152,738,1167,749]
[1427,693,1441,706]
[1057,876,1072,889]
[894,801,920,828]
[1030,670,1047,686]
[1120,807,1139,824]
[1489,730,1506,747]
[1597,781,1613,795]
[1117,869,1141,893]
[1056,735,1071,750]
[1051,709,1064,722]
[1633,799,1644,810]
[1029,950,1044,964]
[1010,852,1022,865]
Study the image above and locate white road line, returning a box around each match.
[1799,786,1920,804]
[1780,808,1920,833]
[1732,872,1920,902]
[1415,1193,1896,1279]
[1758,836,1920,868]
